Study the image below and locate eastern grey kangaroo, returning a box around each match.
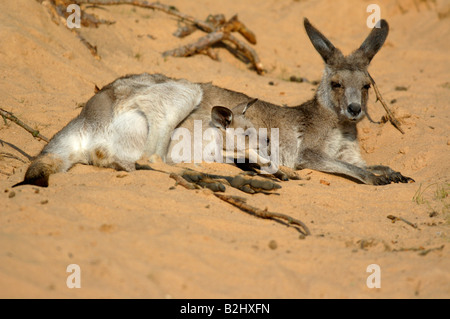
[14,18,413,187]
[13,74,264,187]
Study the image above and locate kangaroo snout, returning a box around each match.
[347,103,361,117]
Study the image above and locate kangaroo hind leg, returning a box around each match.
[91,109,148,171]
[145,80,203,159]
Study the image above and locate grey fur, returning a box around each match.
[14,74,204,186]
[181,18,412,185]
[14,73,266,187]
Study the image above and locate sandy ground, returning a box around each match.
[0,0,449,298]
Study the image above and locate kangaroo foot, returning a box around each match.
[176,170,281,194]
[181,170,226,192]
[370,172,415,185]
[385,171,415,184]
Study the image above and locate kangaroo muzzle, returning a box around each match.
[347,103,361,117]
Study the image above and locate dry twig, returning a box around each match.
[0,108,49,143]
[367,72,405,134]
[162,31,226,58]
[168,171,307,234]
[214,193,310,236]
[162,13,263,74]
[43,0,264,73]
[393,244,444,256]
[387,214,418,229]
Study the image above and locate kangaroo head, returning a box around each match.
[211,99,270,165]
[304,18,389,123]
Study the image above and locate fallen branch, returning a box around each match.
[168,171,305,234]
[47,1,264,73]
[76,0,216,32]
[226,33,264,74]
[166,12,263,73]
[163,31,226,58]
[214,193,311,236]
[387,214,418,229]
[367,72,405,134]
[0,108,49,143]
[393,244,444,256]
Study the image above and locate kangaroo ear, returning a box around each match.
[304,18,342,64]
[242,98,258,115]
[211,106,233,129]
[356,19,389,64]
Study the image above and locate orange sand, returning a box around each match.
[0,0,449,298]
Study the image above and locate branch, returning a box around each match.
[74,1,264,73]
[226,33,264,74]
[163,31,225,58]
[214,193,311,236]
[387,214,418,229]
[368,72,405,134]
[76,0,215,31]
[168,171,306,234]
[163,14,264,74]
[0,108,49,143]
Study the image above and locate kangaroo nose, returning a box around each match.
[347,103,361,116]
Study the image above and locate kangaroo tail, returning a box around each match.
[12,153,66,188]
[13,116,87,188]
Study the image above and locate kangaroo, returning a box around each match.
[14,18,412,187]
[13,74,266,187]
[181,18,413,185]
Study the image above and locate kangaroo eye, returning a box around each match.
[363,84,371,90]
[331,82,342,89]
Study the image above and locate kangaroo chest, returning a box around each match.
[323,127,365,167]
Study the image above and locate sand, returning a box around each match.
[0,0,449,298]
